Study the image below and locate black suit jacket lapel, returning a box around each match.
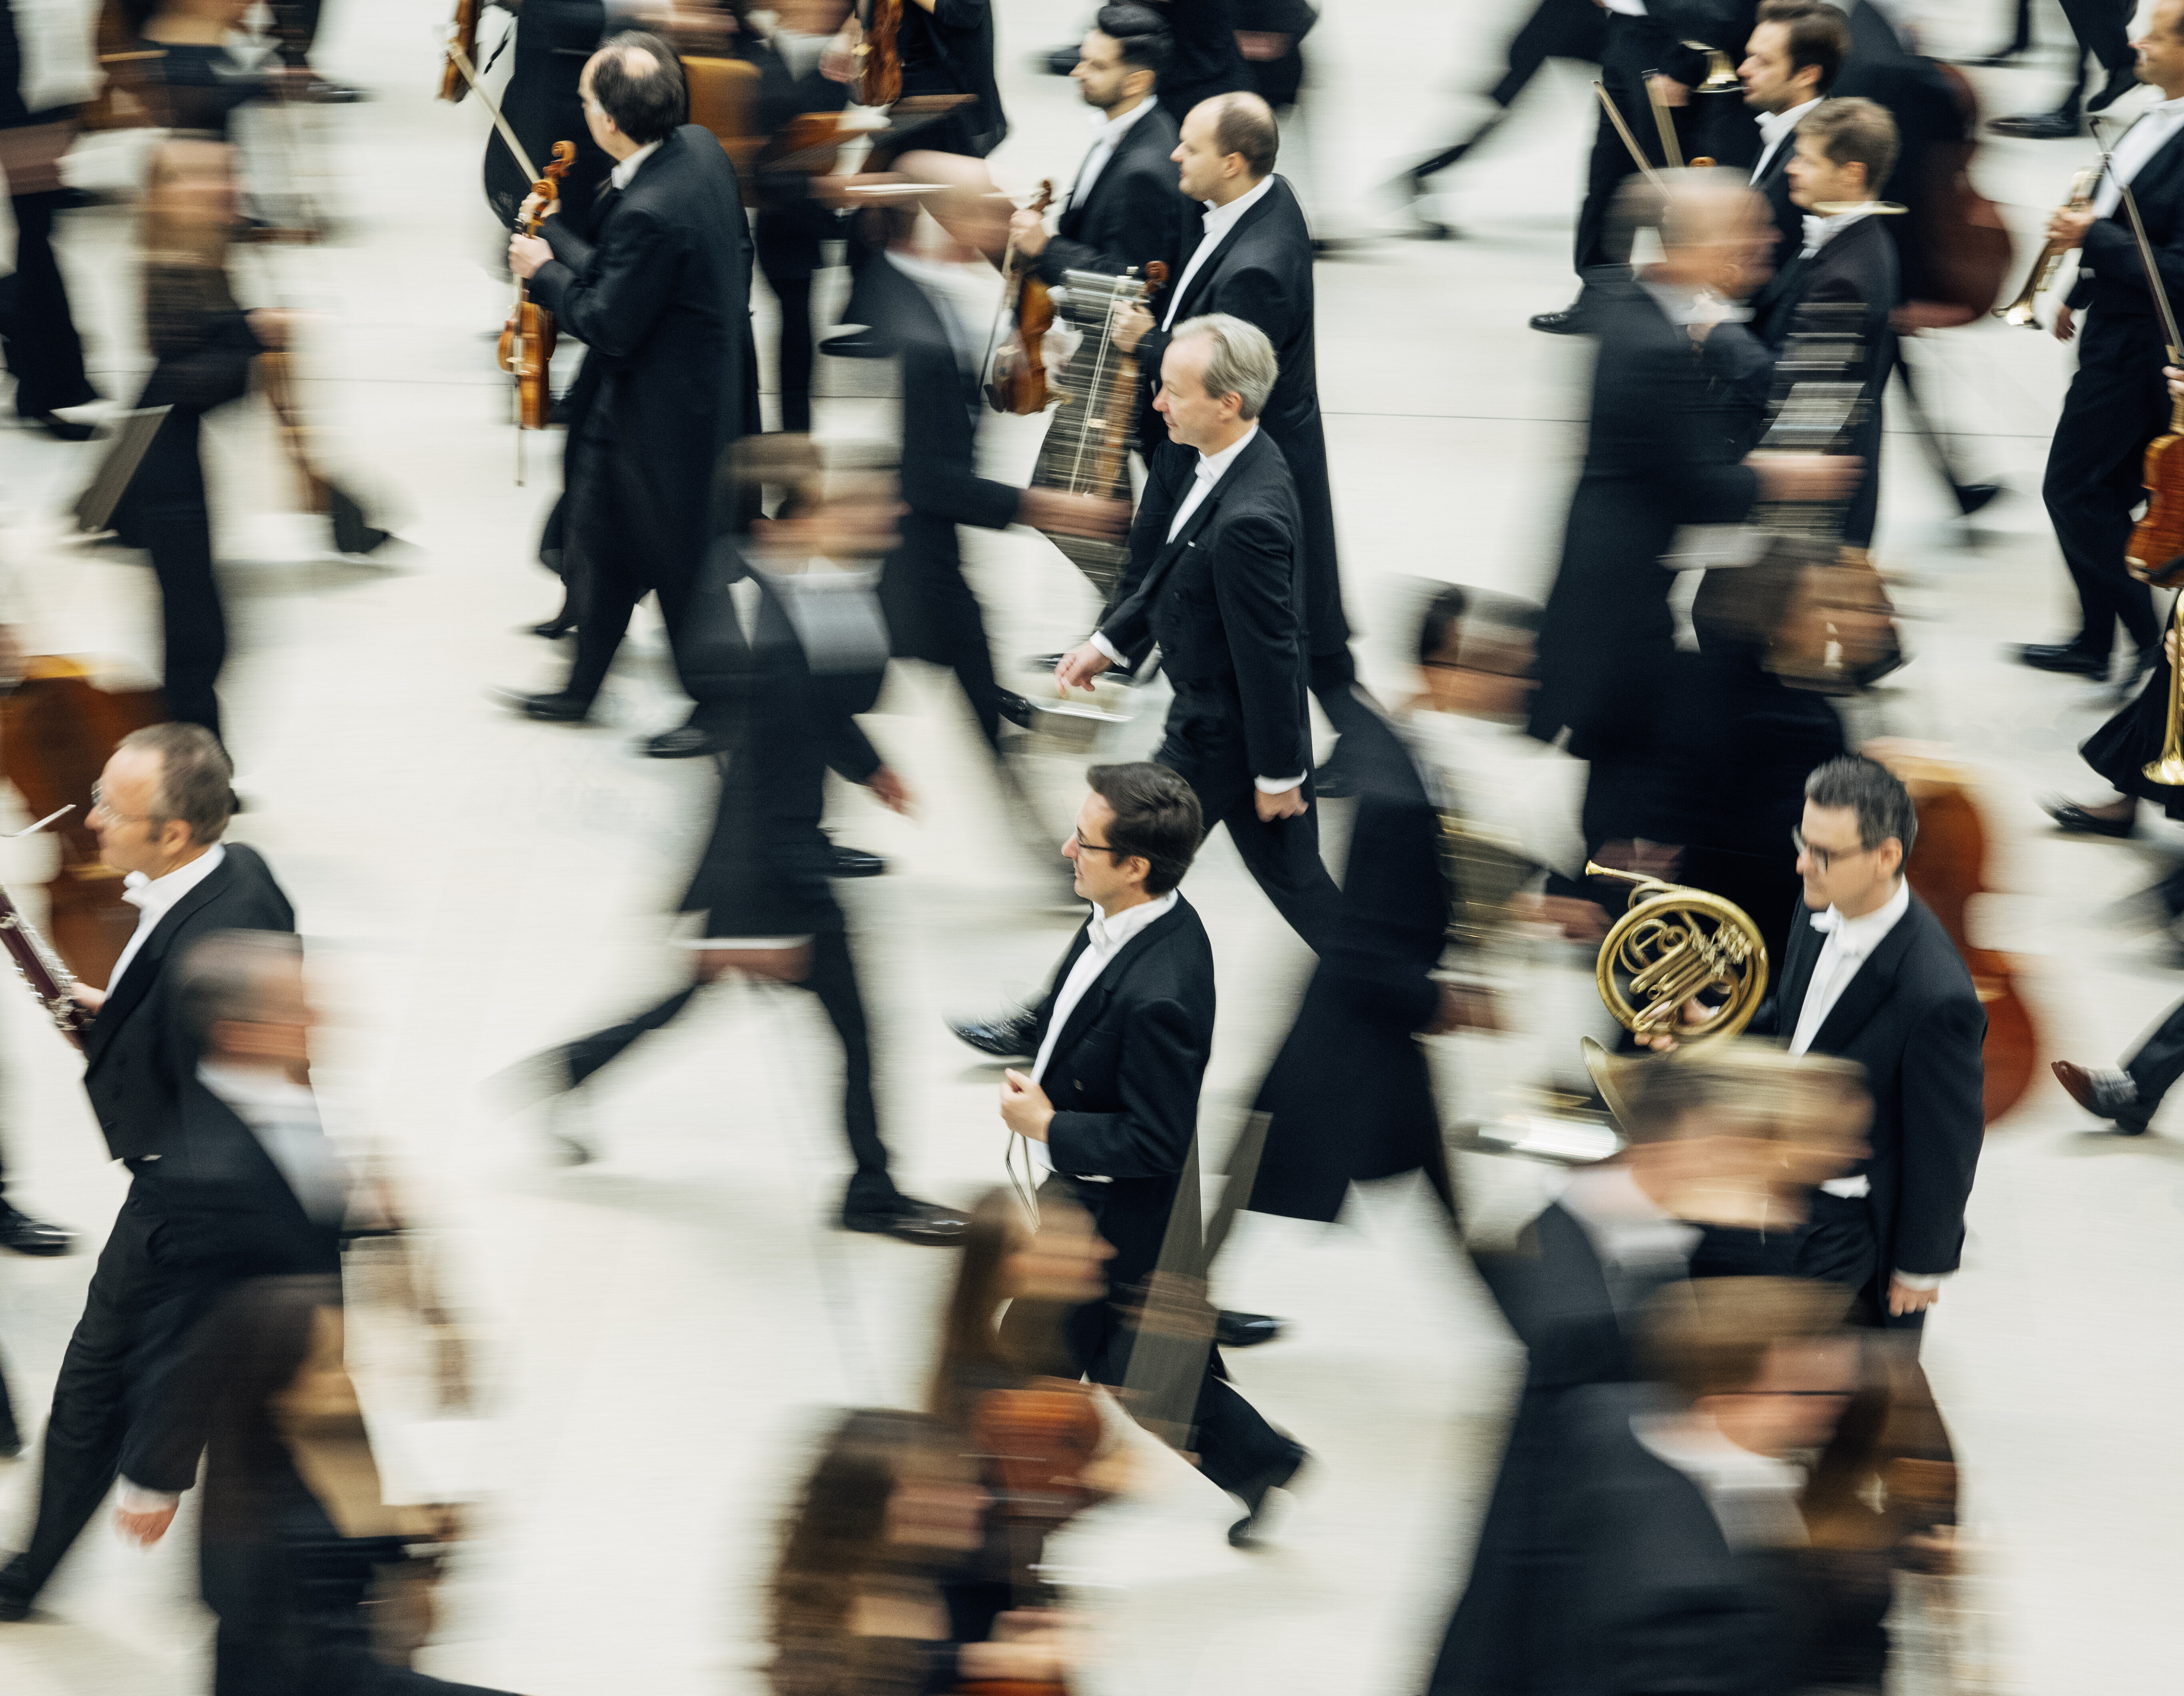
[1807,898,1923,1053]
[1775,906,1823,1042]
[86,856,237,1062]
[1173,179,1281,321]
[1127,432,1262,609]
[1042,902,1191,1072]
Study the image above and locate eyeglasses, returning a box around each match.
[1072,831,1128,858]
[1790,827,1876,874]
[87,783,156,825]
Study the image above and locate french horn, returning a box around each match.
[1586,862,1769,1049]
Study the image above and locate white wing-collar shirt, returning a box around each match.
[109,843,227,992]
[608,138,662,191]
[1070,94,1158,211]
[1160,171,1276,330]
[1752,98,1820,183]
[2091,93,2184,219]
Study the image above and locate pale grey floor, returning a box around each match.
[0,1,2179,1692]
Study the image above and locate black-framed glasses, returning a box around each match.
[1790,827,1875,874]
[87,783,155,824]
[1072,830,1128,858]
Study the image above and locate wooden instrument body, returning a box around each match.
[682,52,764,191]
[2128,425,2184,588]
[852,0,904,107]
[1888,759,2037,1124]
[498,141,575,431]
[441,0,481,104]
[1906,64,2011,326]
[0,658,167,991]
[988,183,1058,417]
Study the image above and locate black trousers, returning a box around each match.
[2042,308,2164,662]
[0,189,98,419]
[879,550,1005,755]
[1573,16,1692,277]
[0,1196,232,1604]
[1156,686,1344,956]
[557,930,901,1213]
[562,421,701,707]
[2053,0,2135,112]
[2115,994,2184,1131]
[116,405,229,741]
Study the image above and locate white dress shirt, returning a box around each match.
[607,138,662,192]
[1788,876,1909,1057]
[1557,1163,1703,1292]
[2090,94,2184,219]
[1026,890,1180,1175]
[1160,172,1276,331]
[1630,1411,1811,1550]
[1089,424,1305,792]
[1069,94,1158,211]
[1752,98,1820,184]
[108,843,227,993]
[1602,0,1649,14]
[1798,202,1877,259]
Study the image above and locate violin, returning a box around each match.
[1877,749,2039,1125]
[499,140,576,434]
[851,0,903,107]
[441,0,480,104]
[987,181,1056,417]
[2127,387,2184,588]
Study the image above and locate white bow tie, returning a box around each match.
[1801,213,1827,250]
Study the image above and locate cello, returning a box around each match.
[500,140,576,440]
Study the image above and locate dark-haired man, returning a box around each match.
[502,30,754,758]
[997,764,1306,1546]
[1012,4,1190,287]
[1117,90,1363,757]
[0,723,299,1622]
[1059,313,1343,955]
[1740,0,1852,310]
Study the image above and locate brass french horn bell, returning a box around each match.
[1586,862,1770,1050]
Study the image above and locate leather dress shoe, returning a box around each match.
[2039,793,2138,838]
[1215,1310,1284,1349]
[1961,45,2030,67]
[0,1204,75,1257]
[1953,482,2003,517]
[1528,301,1592,335]
[2086,67,2142,114]
[950,1008,1038,1061]
[18,410,97,441]
[820,328,893,360]
[1227,1441,1308,1548]
[1989,109,2080,140]
[829,844,886,878]
[528,618,576,640]
[497,688,594,723]
[994,689,1038,732]
[0,1587,31,1622]
[2052,1060,2150,1133]
[305,78,368,103]
[842,1198,970,1245]
[2017,642,2108,676]
[643,723,729,758]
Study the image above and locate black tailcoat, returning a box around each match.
[1138,175,1346,654]
[1755,893,1985,1293]
[1035,98,1189,289]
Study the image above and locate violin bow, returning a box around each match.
[1643,69,1685,170]
[439,28,544,193]
[2092,116,2184,366]
[1594,82,1668,192]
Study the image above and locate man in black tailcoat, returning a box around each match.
[996,763,1306,1545]
[0,0,100,438]
[0,725,300,1622]
[502,32,752,757]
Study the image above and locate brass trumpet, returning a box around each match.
[1995,167,2101,327]
[1586,863,1770,1050]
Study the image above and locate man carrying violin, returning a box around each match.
[501,30,754,759]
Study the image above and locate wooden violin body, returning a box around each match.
[499,141,575,431]
[2127,407,2184,588]
[852,0,904,107]
[441,0,481,104]
[1885,755,2038,1125]
[987,182,1057,416]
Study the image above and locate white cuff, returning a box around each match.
[1089,631,1126,666]
[118,1479,181,1513]
[682,937,814,949]
[1891,1270,1949,1291]
[1254,774,1307,794]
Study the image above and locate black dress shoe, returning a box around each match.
[2017,642,2108,676]
[994,689,1038,731]
[18,410,97,441]
[1528,301,1592,335]
[2086,67,2141,114]
[305,78,368,103]
[1215,1311,1285,1349]
[0,1204,75,1257]
[820,329,893,360]
[0,1588,31,1622]
[1961,45,2029,67]
[950,1008,1039,1060]
[841,1198,971,1246]
[496,688,594,723]
[1953,482,2003,517]
[528,618,576,640]
[1989,109,2080,140]
[829,845,886,878]
[2052,1060,2151,1132]
[1228,1442,1308,1548]
[643,723,728,758]
[2040,793,2138,837]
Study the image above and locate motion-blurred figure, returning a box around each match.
[1987,0,2137,138]
[502,32,753,758]
[1056,315,1342,953]
[769,1409,1074,1694]
[1738,0,1851,325]
[2014,2,2184,688]
[509,458,968,1247]
[108,138,291,745]
[480,0,614,236]
[122,0,293,141]
[1152,0,1249,122]
[0,0,102,439]
[0,793,307,1623]
[991,763,1308,1546]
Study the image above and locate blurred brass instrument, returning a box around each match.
[2146,596,2184,784]
[1994,166,2100,327]
[1586,863,1769,1048]
[1438,814,1536,948]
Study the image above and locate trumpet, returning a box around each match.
[1995,167,2101,327]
